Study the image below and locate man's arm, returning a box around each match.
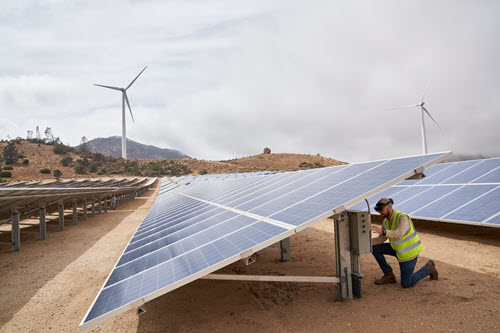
[385,214,410,239]
[372,234,387,245]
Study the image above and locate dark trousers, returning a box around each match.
[372,243,430,288]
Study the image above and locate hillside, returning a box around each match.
[0,140,346,182]
[82,136,190,159]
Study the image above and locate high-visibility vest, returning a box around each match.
[383,210,424,260]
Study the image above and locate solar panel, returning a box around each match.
[80,152,450,330]
[348,157,500,227]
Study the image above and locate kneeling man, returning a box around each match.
[370,198,438,287]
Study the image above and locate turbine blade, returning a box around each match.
[124,93,135,123]
[126,66,148,90]
[422,106,440,129]
[94,84,122,91]
[421,80,431,103]
[385,104,420,110]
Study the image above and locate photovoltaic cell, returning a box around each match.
[347,158,500,228]
[80,152,449,330]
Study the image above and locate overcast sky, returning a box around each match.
[1,1,499,162]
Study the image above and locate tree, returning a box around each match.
[81,136,88,151]
[45,127,54,143]
[2,142,19,165]
[53,169,62,178]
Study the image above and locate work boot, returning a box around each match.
[374,272,396,285]
[426,260,439,280]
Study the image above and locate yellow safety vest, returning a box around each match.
[383,210,424,260]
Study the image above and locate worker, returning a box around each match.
[370,198,438,287]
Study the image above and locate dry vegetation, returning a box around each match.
[0,140,347,182]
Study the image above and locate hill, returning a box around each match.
[82,136,190,159]
[0,140,346,182]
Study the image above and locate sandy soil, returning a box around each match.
[0,182,499,332]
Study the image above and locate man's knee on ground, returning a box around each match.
[401,280,413,288]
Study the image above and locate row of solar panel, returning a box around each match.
[81,153,447,328]
[349,158,500,226]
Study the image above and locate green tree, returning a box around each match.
[53,169,62,178]
[2,142,19,165]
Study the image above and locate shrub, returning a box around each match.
[199,169,208,175]
[40,168,51,174]
[61,156,73,166]
[53,169,62,178]
[22,159,29,165]
[3,165,13,170]
[53,142,70,154]
[97,169,106,175]
[89,163,98,173]
[74,164,86,174]
[0,171,12,178]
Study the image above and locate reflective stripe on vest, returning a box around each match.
[382,210,424,260]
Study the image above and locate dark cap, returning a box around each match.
[374,198,394,212]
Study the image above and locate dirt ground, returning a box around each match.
[0,181,499,333]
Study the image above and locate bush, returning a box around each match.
[61,156,73,167]
[53,142,71,154]
[53,169,62,178]
[97,169,106,175]
[74,164,86,174]
[3,165,13,170]
[89,163,98,173]
[199,169,208,175]
[0,171,12,178]
[40,168,51,174]
[22,159,29,165]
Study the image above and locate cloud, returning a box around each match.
[1,1,499,162]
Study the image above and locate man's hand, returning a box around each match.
[370,225,383,235]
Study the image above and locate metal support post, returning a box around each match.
[98,198,102,214]
[334,213,352,300]
[112,196,116,210]
[12,211,20,252]
[104,197,108,213]
[83,200,88,220]
[39,207,46,240]
[280,237,291,261]
[59,202,65,231]
[91,198,95,217]
[348,211,371,298]
[72,201,78,226]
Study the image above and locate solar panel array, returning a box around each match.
[349,157,500,227]
[80,152,450,329]
[0,177,156,225]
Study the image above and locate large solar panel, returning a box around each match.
[80,152,450,330]
[349,157,500,227]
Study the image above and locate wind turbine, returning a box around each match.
[389,91,440,154]
[94,66,147,159]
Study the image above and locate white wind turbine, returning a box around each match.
[94,66,147,159]
[389,90,440,154]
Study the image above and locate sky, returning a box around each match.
[1,0,499,163]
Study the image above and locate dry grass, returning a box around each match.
[0,141,347,182]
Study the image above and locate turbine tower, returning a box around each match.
[389,92,440,154]
[94,66,147,159]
